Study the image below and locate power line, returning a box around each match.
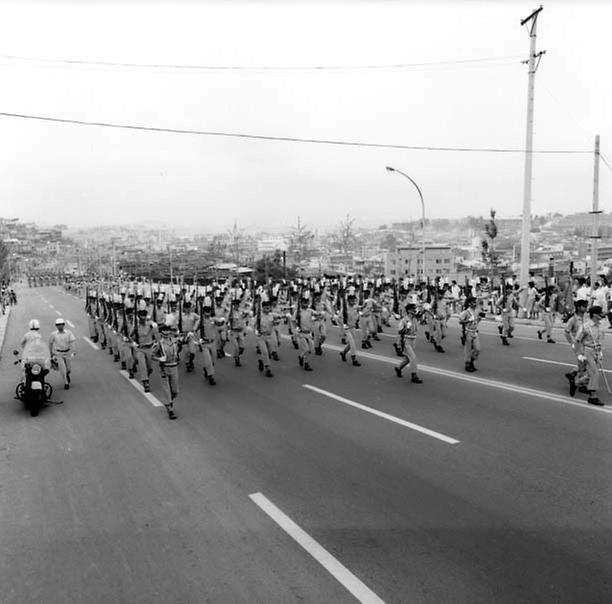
[0,52,525,72]
[0,110,593,154]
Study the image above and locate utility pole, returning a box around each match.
[590,134,601,287]
[519,5,545,285]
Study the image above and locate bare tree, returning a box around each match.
[334,214,357,254]
[288,216,315,264]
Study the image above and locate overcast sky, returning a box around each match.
[0,0,610,232]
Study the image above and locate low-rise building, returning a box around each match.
[385,245,456,279]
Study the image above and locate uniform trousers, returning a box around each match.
[398,338,417,373]
[159,364,179,404]
[134,345,154,382]
[342,327,357,357]
[464,331,481,363]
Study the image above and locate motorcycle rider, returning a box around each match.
[21,319,42,352]
[48,318,77,390]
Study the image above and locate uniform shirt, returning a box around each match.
[297,308,315,333]
[153,336,180,367]
[49,329,76,353]
[459,308,481,334]
[565,313,585,351]
[344,306,359,329]
[576,319,604,350]
[258,312,275,336]
[496,292,515,313]
[228,308,248,331]
[537,293,557,313]
[132,320,158,346]
[398,316,418,339]
[181,311,200,333]
[200,316,217,342]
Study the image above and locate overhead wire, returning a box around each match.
[0,53,525,72]
[0,110,594,154]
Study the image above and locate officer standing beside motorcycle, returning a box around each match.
[48,318,77,390]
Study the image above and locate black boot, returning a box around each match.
[303,362,313,371]
[234,357,242,367]
[501,336,509,346]
[395,367,402,378]
[340,351,347,362]
[265,368,273,377]
[143,379,150,393]
[258,359,264,372]
[411,373,423,384]
[272,352,279,361]
[351,356,361,367]
[587,391,603,406]
[567,374,577,397]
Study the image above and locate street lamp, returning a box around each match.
[386,166,426,280]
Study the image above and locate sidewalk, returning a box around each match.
[0,305,12,360]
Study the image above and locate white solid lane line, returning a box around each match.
[523,355,612,374]
[118,370,164,407]
[55,309,62,316]
[66,320,75,328]
[304,384,460,445]
[296,338,612,415]
[83,336,100,350]
[49,304,55,310]
[249,492,385,604]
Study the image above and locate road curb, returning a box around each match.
[0,305,12,361]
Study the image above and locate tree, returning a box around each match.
[333,214,357,254]
[253,250,296,282]
[380,233,398,251]
[288,216,315,264]
[0,241,8,282]
[482,209,500,284]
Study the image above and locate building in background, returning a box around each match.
[385,245,457,279]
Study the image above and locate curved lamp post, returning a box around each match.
[386,166,426,280]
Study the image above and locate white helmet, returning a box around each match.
[29,319,40,330]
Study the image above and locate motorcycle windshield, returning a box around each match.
[23,339,51,366]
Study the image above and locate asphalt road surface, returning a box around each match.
[1,285,611,604]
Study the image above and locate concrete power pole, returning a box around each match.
[519,6,546,285]
[590,135,601,286]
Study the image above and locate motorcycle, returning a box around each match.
[13,349,53,417]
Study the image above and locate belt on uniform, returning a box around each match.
[56,349,70,352]
[139,343,153,348]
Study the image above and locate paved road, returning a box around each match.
[1,285,611,603]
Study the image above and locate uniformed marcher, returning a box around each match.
[564,299,588,396]
[180,298,200,372]
[256,297,276,377]
[199,296,218,385]
[394,303,422,383]
[152,324,180,419]
[294,293,315,371]
[496,284,516,345]
[574,305,606,406]
[339,293,361,366]
[459,297,484,372]
[131,308,159,393]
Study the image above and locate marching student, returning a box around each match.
[152,323,180,419]
[574,305,606,406]
[394,302,422,383]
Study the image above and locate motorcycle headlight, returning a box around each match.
[30,363,42,376]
